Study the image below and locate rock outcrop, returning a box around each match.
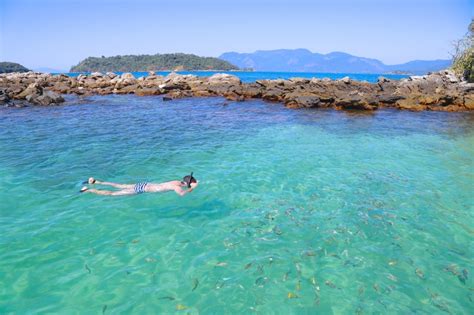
[0,70,472,111]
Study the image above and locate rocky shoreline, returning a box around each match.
[0,70,473,111]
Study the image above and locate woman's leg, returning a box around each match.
[89,177,134,189]
[97,181,134,189]
[84,188,135,196]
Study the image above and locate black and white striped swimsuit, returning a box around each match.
[134,182,148,194]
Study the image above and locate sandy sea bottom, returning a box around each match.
[0,95,473,314]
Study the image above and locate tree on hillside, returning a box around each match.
[452,18,474,82]
[70,53,239,72]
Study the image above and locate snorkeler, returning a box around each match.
[80,173,198,196]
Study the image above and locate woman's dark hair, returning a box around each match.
[182,172,196,188]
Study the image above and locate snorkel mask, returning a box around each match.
[182,172,195,188]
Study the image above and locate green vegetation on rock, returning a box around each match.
[70,53,239,72]
[452,19,474,82]
[0,62,30,73]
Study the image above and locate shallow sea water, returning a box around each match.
[0,95,473,314]
[66,71,408,83]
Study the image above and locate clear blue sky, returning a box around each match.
[0,0,472,70]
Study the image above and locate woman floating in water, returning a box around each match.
[80,173,198,196]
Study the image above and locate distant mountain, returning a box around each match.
[70,53,239,72]
[34,67,67,73]
[219,49,451,74]
[0,62,30,73]
[384,60,453,74]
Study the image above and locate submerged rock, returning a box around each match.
[34,90,65,105]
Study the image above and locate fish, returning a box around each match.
[391,242,402,249]
[387,274,398,282]
[384,285,395,294]
[272,226,283,235]
[131,239,140,244]
[313,295,320,305]
[287,292,298,299]
[325,280,336,288]
[158,296,175,301]
[256,237,274,242]
[295,262,302,276]
[145,257,156,263]
[215,280,226,289]
[415,268,425,279]
[224,240,239,248]
[388,260,397,266]
[176,304,188,311]
[428,288,438,298]
[296,280,301,291]
[344,260,357,267]
[255,277,268,286]
[244,262,252,270]
[428,290,452,314]
[458,274,467,284]
[358,286,365,296]
[85,264,91,274]
[283,271,291,282]
[192,278,199,291]
[265,212,276,220]
[373,283,380,293]
[444,264,459,276]
[215,262,228,267]
[432,300,452,314]
[102,305,107,314]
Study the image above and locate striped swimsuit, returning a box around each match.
[134,182,148,194]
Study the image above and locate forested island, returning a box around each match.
[0,62,30,73]
[70,53,239,72]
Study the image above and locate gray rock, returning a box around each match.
[106,72,117,79]
[0,89,11,105]
[32,90,65,105]
[208,73,241,85]
[121,72,135,80]
[76,74,88,81]
[340,76,351,84]
[90,72,103,78]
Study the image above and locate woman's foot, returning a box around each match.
[88,177,96,184]
[80,186,89,193]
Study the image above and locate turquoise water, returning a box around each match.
[0,95,473,314]
[64,71,408,83]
